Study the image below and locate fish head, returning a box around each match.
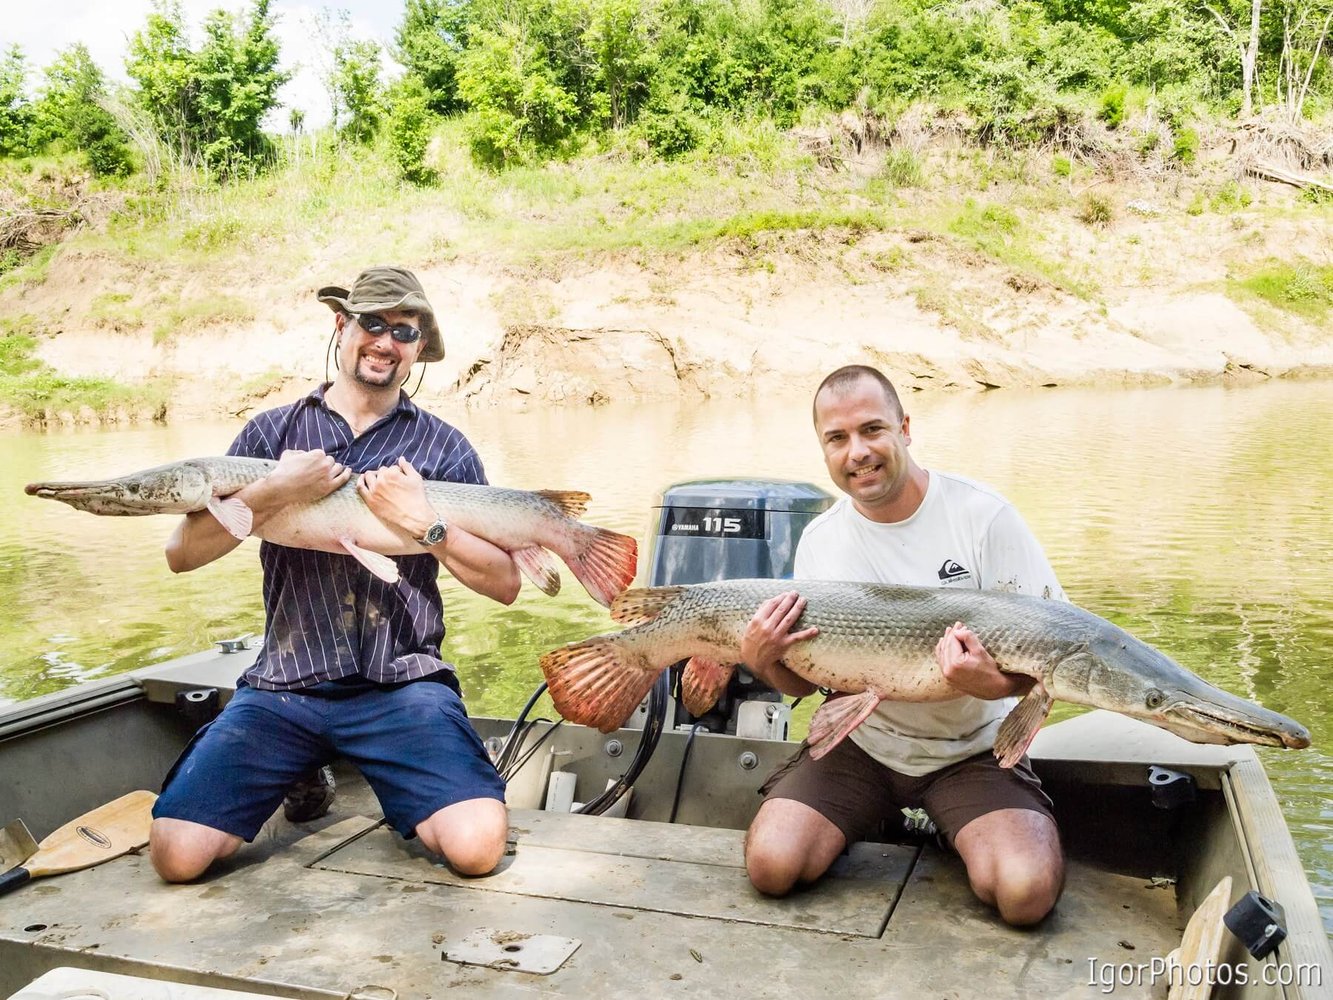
[1047,628,1312,751]
[24,461,215,516]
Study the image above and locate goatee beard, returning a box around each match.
[353,359,399,388]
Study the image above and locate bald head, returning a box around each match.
[813,365,904,428]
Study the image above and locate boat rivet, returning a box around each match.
[738,751,758,770]
[605,739,624,758]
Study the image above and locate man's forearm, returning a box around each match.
[163,480,283,573]
[165,509,245,573]
[431,528,521,605]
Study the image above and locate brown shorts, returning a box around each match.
[759,735,1054,848]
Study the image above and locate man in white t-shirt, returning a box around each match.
[740,364,1064,926]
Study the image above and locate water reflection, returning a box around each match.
[1,379,1330,930]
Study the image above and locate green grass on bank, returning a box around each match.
[1231,259,1333,323]
[1,109,1331,426]
[0,322,166,426]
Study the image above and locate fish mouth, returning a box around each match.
[1164,703,1312,749]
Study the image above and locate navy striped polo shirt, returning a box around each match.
[226,384,485,691]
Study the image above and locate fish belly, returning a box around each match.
[254,489,419,556]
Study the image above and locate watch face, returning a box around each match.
[423,520,447,545]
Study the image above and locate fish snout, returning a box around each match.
[1281,722,1312,749]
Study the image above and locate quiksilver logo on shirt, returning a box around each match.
[938,560,972,583]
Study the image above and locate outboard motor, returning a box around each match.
[645,479,833,735]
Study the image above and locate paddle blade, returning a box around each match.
[22,790,157,881]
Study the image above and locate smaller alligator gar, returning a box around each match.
[26,456,637,607]
[539,579,1311,764]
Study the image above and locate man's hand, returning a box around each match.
[740,591,819,698]
[357,457,436,538]
[935,621,1033,700]
[261,449,352,508]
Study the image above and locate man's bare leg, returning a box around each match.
[416,797,508,876]
[744,797,846,896]
[953,807,1063,926]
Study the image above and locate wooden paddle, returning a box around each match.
[0,790,157,896]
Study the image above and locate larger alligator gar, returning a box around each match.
[25,456,637,607]
[539,579,1311,764]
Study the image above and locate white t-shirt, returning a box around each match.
[794,470,1065,775]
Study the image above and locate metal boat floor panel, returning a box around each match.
[0,770,1186,999]
[312,810,911,936]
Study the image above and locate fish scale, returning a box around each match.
[540,578,1311,761]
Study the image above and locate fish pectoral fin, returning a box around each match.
[681,657,737,717]
[807,691,882,761]
[338,537,400,584]
[206,497,253,540]
[512,546,562,596]
[992,682,1054,768]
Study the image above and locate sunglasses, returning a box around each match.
[352,313,422,345]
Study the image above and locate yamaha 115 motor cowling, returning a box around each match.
[645,479,833,735]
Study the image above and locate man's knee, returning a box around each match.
[149,818,241,884]
[985,856,1063,926]
[417,798,508,876]
[955,809,1063,927]
[744,832,803,897]
[744,799,845,897]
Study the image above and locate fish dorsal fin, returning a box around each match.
[610,586,686,626]
[338,537,401,584]
[535,490,591,519]
[207,497,253,540]
[513,545,562,596]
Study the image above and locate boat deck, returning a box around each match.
[1,764,1184,999]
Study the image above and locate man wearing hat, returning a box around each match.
[148,266,518,883]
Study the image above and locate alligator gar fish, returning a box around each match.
[25,456,637,607]
[539,579,1311,764]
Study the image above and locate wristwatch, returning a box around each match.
[416,514,448,548]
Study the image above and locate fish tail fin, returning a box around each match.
[513,545,562,596]
[610,586,687,626]
[540,637,660,733]
[992,682,1053,768]
[567,528,639,608]
[535,490,591,519]
[807,691,882,760]
[681,656,737,717]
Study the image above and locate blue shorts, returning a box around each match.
[153,680,505,841]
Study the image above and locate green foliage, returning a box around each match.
[126,0,288,177]
[386,78,439,183]
[1233,259,1333,320]
[1052,154,1072,176]
[332,40,385,144]
[32,45,133,177]
[1078,192,1114,225]
[949,200,1021,250]
[396,0,473,114]
[0,46,34,157]
[1099,84,1127,128]
[883,147,924,187]
[1210,180,1252,211]
[1171,126,1198,163]
[457,13,582,167]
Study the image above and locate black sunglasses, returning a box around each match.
[352,313,422,345]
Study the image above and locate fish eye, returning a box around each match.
[1145,688,1166,710]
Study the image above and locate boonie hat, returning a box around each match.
[318,265,444,362]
